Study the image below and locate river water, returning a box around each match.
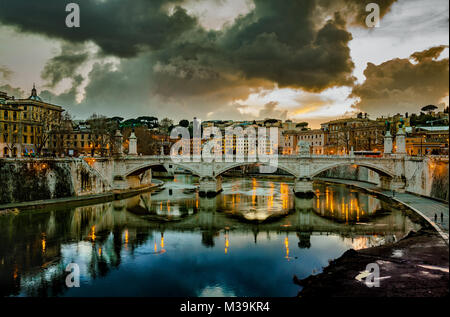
[0,175,421,297]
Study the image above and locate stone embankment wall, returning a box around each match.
[427,160,448,202]
[318,161,449,202]
[0,159,109,205]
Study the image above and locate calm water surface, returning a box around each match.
[0,175,421,297]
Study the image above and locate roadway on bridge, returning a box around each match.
[316,177,449,244]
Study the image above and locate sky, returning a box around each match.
[0,0,448,128]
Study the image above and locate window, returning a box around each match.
[23,136,27,144]
[4,110,7,119]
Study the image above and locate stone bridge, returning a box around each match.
[85,128,444,198]
[104,154,414,196]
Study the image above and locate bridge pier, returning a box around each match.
[293,178,315,198]
[380,175,406,193]
[199,176,223,198]
[391,176,406,192]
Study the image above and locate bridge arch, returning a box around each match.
[215,161,298,178]
[310,162,395,179]
[124,162,202,178]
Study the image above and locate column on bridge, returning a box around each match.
[384,131,393,155]
[395,127,407,155]
[128,131,137,156]
[113,130,124,157]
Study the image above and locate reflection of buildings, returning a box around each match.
[311,185,383,223]
[219,179,294,221]
[0,182,421,296]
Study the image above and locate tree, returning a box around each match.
[51,111,73,155]
[110,116,124,124]
[264,119,279,126]
[336,124,352,154]
[421,105,438,114]
[179,119,190,128]
[296,122,308,129]
[137,116,159,129]
[121,118,141,128]
[87,114,118,156]
[159,118,174,134]
[34,109,62,156]
[122,126,161,155]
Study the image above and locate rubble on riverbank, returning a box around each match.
[294,228,449,297]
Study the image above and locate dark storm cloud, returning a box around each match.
[0,0,399,119]
[316,0,397,26]
[0,0,197,58]
[40,74,84,108]
[351,46,449,115]
[0,0,376,91]
[139,0,361,100]
[410,45,448,62]
[41,43,89,87]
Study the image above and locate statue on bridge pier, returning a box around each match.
[384,120,393,155]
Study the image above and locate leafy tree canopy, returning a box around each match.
[421,104,438,113]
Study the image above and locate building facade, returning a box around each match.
[321,116,385,155]
[0,86,63,157]
[405,126,449,155]
[281,129,326,155]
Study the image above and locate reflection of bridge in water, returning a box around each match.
[107,193,418,238]
[0,184,421,297]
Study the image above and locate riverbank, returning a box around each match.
[0,180,164,212]
[295,228,449,297]
[294,177,449,297]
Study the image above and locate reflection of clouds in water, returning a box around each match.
[342,236,386,251]
[2,176,422,297]
[198,285,236,297]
